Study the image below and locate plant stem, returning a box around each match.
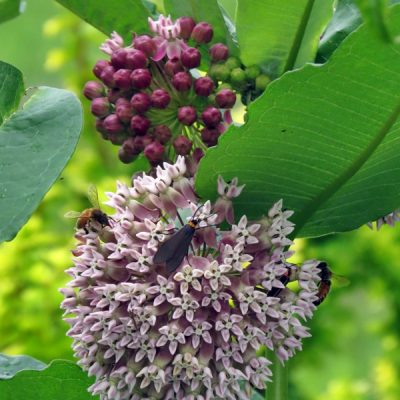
[265,353,288,400]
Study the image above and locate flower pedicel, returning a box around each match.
[61,157,323,400]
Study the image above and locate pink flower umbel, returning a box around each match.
[61,157,323,399]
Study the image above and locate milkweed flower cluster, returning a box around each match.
[61,157,322,400]
[368,209,400,230]
[83,14,238,166]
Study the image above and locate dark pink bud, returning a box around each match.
[209,43,229,62]
[191,22,213,44]
[201,127,220,146]
[153,125,172,144]
[133,35,157,57]
[118,138,139,163]
[173,135,193,155]
[178,106,197,126]
[181,47,201,69]
[104,113,124,134]
[132,135,152,152]
[113,69,132,89]
[107,88,124,103]
[93,60,110,79]
[83,81,105,100]
[130,115,150,135]
[151,89,171,109]
[130,92,151,114]
[215,89,236,108]
[108,132,127,145]
[115,98,133,123]
[202,106,222,128]
[125,48,148,69]
[111,48,128,69]
[100,65,116,87]
[172,71,192,91]
[178,17,196,40]
[91,97,111,118]
[130,68,152,89]
[144,141,164,163]
[194,77,215,96]
[165,58,184,76]
[95,118,109,139]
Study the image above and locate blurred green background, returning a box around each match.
[1,1,400,400]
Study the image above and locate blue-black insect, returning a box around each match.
[153,217,199,274]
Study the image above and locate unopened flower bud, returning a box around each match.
[256,74,271,92]
[108,131,127,145]
[209,43,229,62]
[245,65,261,80]
[115,98,133,123]
[178,106,197,125]
[225,56,241,70]
[93,60,109,79]
[178,17,196,39]
[130,115,150,135]
[194,77,215,96]
[95,118,108,139]
[208,64,230,81]
[107,88,123,103]
[201,127,220,146]
[215,89,236,108]
[133,35,157,57]
[100,65,116,87]
[191,22,213,44]
[151,89,171,109]
[202,106,222,128]
[118,138,139,163]
[91,97,111,118]
[126,48,148,69]
[104,113,124,134]
[165,58,184,76]
[153,125,172,144]
[230,68,246,85]
[83,81,105,100]
[173,135,192,155]
[130,92,151,114]
[144,141,164,163]
[181,47,201,69]
[132,135,152,152]
[172,71,192,91]
[130,68,152,89]
[114,69,132,89]
[110,48,128,69]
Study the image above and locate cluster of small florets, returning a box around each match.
[368,209,400,230]
[83,15,238,166]
[61,157,322,400]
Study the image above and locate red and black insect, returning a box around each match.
[313,261,332,306]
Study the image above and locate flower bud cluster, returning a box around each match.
[61,157,323,400]
[83,15,238,166]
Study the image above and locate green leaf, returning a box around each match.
[236,0,334,77]
[317,0,362,63]
[0,0,23,24]
[0,61,24,124]
[196,6,400,238]
[55,0,150,39]
[164,0,237,51]
[0,62,82,242]
[0,354,46,379]
[218,0,237,22]
[0,360,96,400]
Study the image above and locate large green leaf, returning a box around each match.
[0,0,23,24]
[0,354,46,379]
[0,61,82,242]
[56,0,150,40]
[0,360,96,400]
[236,0,334,77]
[164,0,237,51]
[196,6,400,238]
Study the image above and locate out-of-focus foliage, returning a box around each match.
[1,2,400,400]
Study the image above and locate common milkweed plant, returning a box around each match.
[1,1,400,400]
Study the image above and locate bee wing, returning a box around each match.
[87,184,100,209]
[64,211,82,218]
[332,274,350,287]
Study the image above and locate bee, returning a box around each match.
[64,184,111,233]
[314,261,348,306]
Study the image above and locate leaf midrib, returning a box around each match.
[292,98,400,236]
